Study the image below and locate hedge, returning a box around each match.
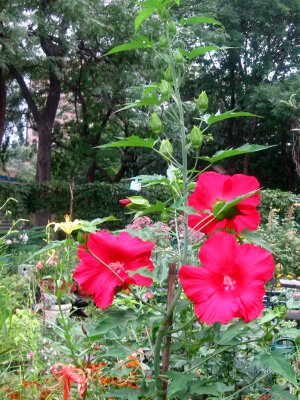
[0,181,299,227]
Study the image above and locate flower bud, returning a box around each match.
[195,91,208,113]
[173,49,184,65]
[164,66,173,82]
[159,139,173,158]
[158,35,167,49]
[189,126,203,149]
[159,79,172,96]
[149,113,162,134]
[167,21,176,36]
[119,198,132,206]
[81,324,88,336]
[77,231,85,244]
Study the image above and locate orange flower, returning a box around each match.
[51,363,87,400]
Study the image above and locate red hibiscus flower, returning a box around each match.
[73,231,155,308]
[179,232,275,324]
[188,171,260,234]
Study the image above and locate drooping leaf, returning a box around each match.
[127,266,155,279]
[180,16,224,29]
[88,309,138,338]
[99,135,154,149]
[215,320,252,345]
[256,350,297,386]
[199,144,275,163]
[105,35,153,55]
[189,381,234,395]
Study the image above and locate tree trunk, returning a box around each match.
[36,123,52,182]
[0,70,6,147]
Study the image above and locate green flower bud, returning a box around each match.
[159,79,172,96]
[149,113,162,134]
[159,9,170,21]
[195,91,208,113]
[173,49,184,65]
[158,35,167,49]
[160,210,169,222]
[189,126,203,149]
[164,66,173,82]
[159,139,173,158]
[167,21,176,36]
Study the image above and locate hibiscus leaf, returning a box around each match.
[127,266,154,279]
[134,200,165,217]
[80,217,119,232]
[190,381,234,395]
[105,35,153,55]
[99,135,155,149]
[135,8,155,32]
[271,385,298,400]
[242,229,274,253]
[181,46,229,59]
[22,241,63,263]
[255,350,297,386]
[206,111,259,126]
[213,190,259,220]
[180,16,224,29]
[103,389,142,399]
[215,320,252,345]
[174,205,199,215]
[199,144,275,163]
[87,309,138,338]
[166,371,195,397]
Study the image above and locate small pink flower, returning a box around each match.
[36,261,43,270]
[46,253,59,266]
[27,352,34,360]
[143,291,154,300]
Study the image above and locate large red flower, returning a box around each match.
[73,231,155,308]
[188,171,260,234]
[179,232,275,324]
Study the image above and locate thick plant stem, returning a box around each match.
[162,263,176,399]
[154,25,189,399]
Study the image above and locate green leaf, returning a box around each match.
[173,205,199,215]
[256,350,297,386]
[259,309,281,325]
[88,309,138,338]
[190,381,234,395]
[215,320,251,345]
[103,389,141,399]
[105,36,153,55]
[80,216,119,233]
[22,241,63,263]
[117,94,168,111]
[182,46,228,59]
[135,8,155,32]
[127,266,154,279]
[180,16,224,29]
[199,144,275,163]
[135,200,165,217]
[99,135,154,149]
[166,371,195,397]
[242,229,274,253]
[271,385,298,400]
[213,190,259,220]
[206,111,259,125]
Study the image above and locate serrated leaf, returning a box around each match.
[180,16,224,29]
[259,309,280,325]
[242,229,274,253]
[135,8,155,32]
[256,350,297,386]
[215,320,250,345]
[190,381,234,395]
[206,111,259,125]
[173,205,199,215]
[182,45,229,59]
[88,309,138,338]
[127,266,154,279]
[166,371,195,397]
[99,135,154,149]
[199,144,275,163]
[80,216,119,232]
[117,94,168,111]
[105,35,153,55]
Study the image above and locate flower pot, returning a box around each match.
[44,303,72,326]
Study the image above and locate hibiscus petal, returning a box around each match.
[235,283,265,322]
[74,261,120,308]
[194,291,239,324]
[198,232,237,274]
[235,243,275,283]
[223,174,260,206]
[231,208,261,232]
[179,265,221,303]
